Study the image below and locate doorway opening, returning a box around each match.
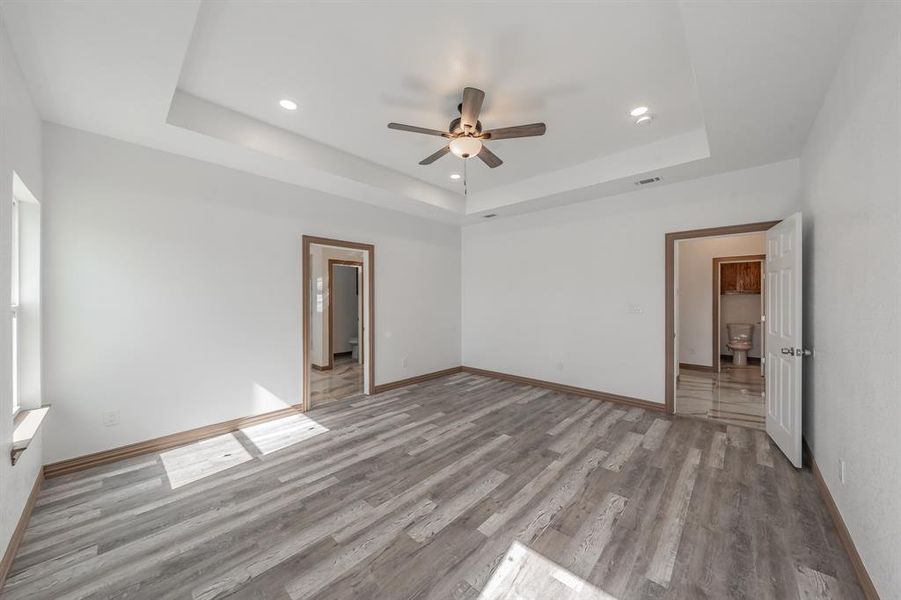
[666,216,805,468]
[674,232,766,430]
[302,236,374,411]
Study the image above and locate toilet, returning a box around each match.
[349,337,359,361]
[726,323,754,366]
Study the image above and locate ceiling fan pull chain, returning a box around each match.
[464,160,468,197]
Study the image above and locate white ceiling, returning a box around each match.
[1,1,862,223]
[178,1,704,194]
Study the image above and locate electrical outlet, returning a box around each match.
[839,459,847,485]
[402,356,408,368]
[688,348,696,356]
[102,410,120,427]
[556,361,565,371]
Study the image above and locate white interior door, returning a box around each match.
[765,213,804,467]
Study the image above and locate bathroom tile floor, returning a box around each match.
[310,355,363,408]
[676,363,765,430]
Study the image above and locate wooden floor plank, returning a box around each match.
[408,469,508,543]
[645,447,702,588]
[603,432,645,472]
[707,430,728,469]
[564,492,628,577]
[641,419,671,451]
[286,499,436,600]
[3,375,866,600]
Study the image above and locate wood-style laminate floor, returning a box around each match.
[676,363,765,430]
[3,373,862,600]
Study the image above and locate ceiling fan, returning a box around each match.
[387,87,546,169]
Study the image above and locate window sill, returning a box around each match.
[11,406,50,466]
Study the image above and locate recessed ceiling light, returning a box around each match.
[279,99,298,111]
[630,106,649,117]
[449,173,461,180]
[635,115,653,125]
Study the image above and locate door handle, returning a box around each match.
[781,347,812,357]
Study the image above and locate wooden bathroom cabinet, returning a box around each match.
[720,261,761,294]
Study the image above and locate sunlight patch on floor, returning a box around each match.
[240,414,329,455]
[160,433,253,489]
[479,541,619,600]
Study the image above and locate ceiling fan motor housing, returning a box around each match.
[449,117,482,136]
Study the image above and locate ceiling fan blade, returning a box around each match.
[477,145,503,168]
[461,87,485,132]
[481,122,546,140]
[388,123,450,137]
[419,145,451,165]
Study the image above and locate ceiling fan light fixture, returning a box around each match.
[387,87,544,169]
[449,136,483,159]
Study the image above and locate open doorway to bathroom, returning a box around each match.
[302,236,374,410]
[712,255,765,374]
[324,258,363,398]
[671,228,770,429]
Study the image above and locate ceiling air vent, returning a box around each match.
[634,176,661,186]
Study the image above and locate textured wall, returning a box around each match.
[800,2,901,597]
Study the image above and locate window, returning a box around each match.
[10,172,39,418]
[8,173,43,461]
[10,196,19,415]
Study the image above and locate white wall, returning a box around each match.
[0,20,43,558]
[41,124,461,463]
[677,234,764,367]
[800,2,901,597]
[462,159,799,405]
